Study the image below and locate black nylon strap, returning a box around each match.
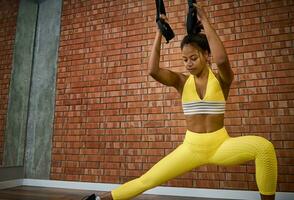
[82,194,96,200]
[186,0,203,35]
[155,0,175,43]
[155,0,166,21]
[188,0,196,8]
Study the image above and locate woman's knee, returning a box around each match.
[256,137,276,156]
[255,138,277,196]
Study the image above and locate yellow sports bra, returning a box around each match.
[182,68,226,115]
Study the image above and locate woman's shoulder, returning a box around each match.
[212,69,231,100]
[177,72,190,86]
[174,72,190,94]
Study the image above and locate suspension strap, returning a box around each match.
[186,0,203,35]
[155,0,175,43]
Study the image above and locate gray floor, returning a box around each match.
[0,186,240,200]
[134,194,235,200]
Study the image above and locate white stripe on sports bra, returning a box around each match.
[182,101,225,115]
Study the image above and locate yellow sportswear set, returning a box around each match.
[111,68,277,199]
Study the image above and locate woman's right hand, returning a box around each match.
[156,14,168,34]
[159,14,168,22]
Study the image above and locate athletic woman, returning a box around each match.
[88,4,277,200]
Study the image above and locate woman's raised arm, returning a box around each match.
[194,4,234,85]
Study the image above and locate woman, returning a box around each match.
[89,4,277,200]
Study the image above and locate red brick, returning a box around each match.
[30,0,293,192]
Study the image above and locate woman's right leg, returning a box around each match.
[209,135,277,200]
[108,143,205,200]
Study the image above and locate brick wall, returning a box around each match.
[52,0,294,193]
[0,0,19,166]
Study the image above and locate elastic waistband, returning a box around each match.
[184,127,229,146]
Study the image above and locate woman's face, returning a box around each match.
[182,44,208,75]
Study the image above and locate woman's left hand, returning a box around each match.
[193,3,208,22]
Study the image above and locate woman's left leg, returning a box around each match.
[110,143,206,200]
[209,135,277,200]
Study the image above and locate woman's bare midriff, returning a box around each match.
[185,114,224,133]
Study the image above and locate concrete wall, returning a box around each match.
[24,0,62,179]
[3,0,62,179]
[0,0,19,166]
[0,167,24,181]
[3,0,38,167]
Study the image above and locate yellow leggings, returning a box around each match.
[111,127,277,199]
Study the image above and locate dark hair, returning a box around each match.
[180,33,211,54]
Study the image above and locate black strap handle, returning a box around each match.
[155,0,175,43]
[188,0,195,8]
[156,0,166,21]
[186,0,203,35]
